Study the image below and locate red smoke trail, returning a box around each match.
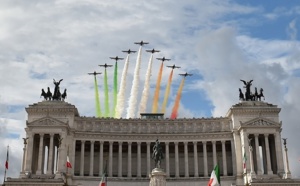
[170,78,185,119]
[152,62,163,113]
[161,69,174,113]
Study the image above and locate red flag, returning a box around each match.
[66,156,72,168]
[5,146,9,169]
[99,173,106,186]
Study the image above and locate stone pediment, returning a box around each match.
[27,117,68,127]
[240,117,281,128]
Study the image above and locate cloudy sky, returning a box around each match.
[1,0,300,181]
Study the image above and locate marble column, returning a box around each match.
[283,139,291,179]
[137,142,141,177]
[264,134,273,175]
[25,133,34,173]
[203,141,208,177]
[221,140,227,176]
[99,141,104,175]
[21,140,27,172]
[109,141,113,177]
[184,142,189,177]
[71,140,76,175]
[212,141,217,166]
[89,141,95,176]
[174,142,179,177]
[36,134,44,175]
[127,142,132,177]
[249,141,256,178]
[47,134,54,175]
[193,141,199,177]
[80,140,85,176]
[274,132,285,174]
[165,142,170,177]
[254,134,262,175]
[118,141,123,177]
[147,142,151,176]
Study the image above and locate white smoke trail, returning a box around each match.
[115,54,130,118]
[138,54,153,114]
[126,47,142,118]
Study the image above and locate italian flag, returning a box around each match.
[66,156,72,168]
[99,173,106,186]
[243,151,247,173]
[5,146,9,169]
[208,165,220,186]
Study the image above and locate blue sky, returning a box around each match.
[0,0,300,182]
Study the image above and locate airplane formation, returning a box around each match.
[92,41,190,77]
[88,40,192,119]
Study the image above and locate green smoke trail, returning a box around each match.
[104,69,109,117]
[113,62,118,117]
[94,76,102,117]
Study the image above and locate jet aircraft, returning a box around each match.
[134,40,149,46]
[157,57,171,62]
[122,49,136,54]
[110,56,124,62]
[179,72,193,77]
[99,63,113,68]
[146,48,160,53]
[167,64,180,69]
[88,71,102,76]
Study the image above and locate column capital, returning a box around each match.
[193,141,197,145]
[109,141,113,145]
[264,134,269,137]
[165,142,169,145]
[90,140,95,144]
[174,142,179,145]
[183,141,188,145]
[128,142,132,145]
[212,141,216,144]
[221,140,226,144]
[100,141,104,144]
[39,133,45,137]
[81,140,86,143]
[254,133,259,137]
[137,141,141,145]
[202,141,207,145]
[49,133,55,137]
[118,141,123,145]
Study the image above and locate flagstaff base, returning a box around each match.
[149,168,166,186]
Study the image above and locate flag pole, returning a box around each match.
[66,145,69,186]
[3,145,9,184]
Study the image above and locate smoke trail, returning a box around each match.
[112,62,118,117]
[161,69,174,113]
[152,62,164,113]
[139,54,153,114]
[115,54,130,118]
[94,76,102,117]
[126,46,142,118]
[104,69,110,117]
[170,78,185,119]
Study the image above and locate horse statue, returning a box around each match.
[41,88,51,100]
[152,139,164,168]
[46,87,52,100]
[61,89,67,101]
[257,88,265,101]
[239,88,244,101]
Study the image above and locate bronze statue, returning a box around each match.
[152,139,164,168]
[239,88,244,101]
[52,79,63,100]
[240,79,253,101]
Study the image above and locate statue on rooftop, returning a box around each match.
[52,79,63,100]
[240,79,253,101]
[152,139,164,168]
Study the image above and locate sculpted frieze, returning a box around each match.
[73,117,231,134]
[27,117,68,127]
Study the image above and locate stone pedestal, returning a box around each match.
[149,168,166,186]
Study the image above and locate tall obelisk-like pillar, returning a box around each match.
[149,139,166,186]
